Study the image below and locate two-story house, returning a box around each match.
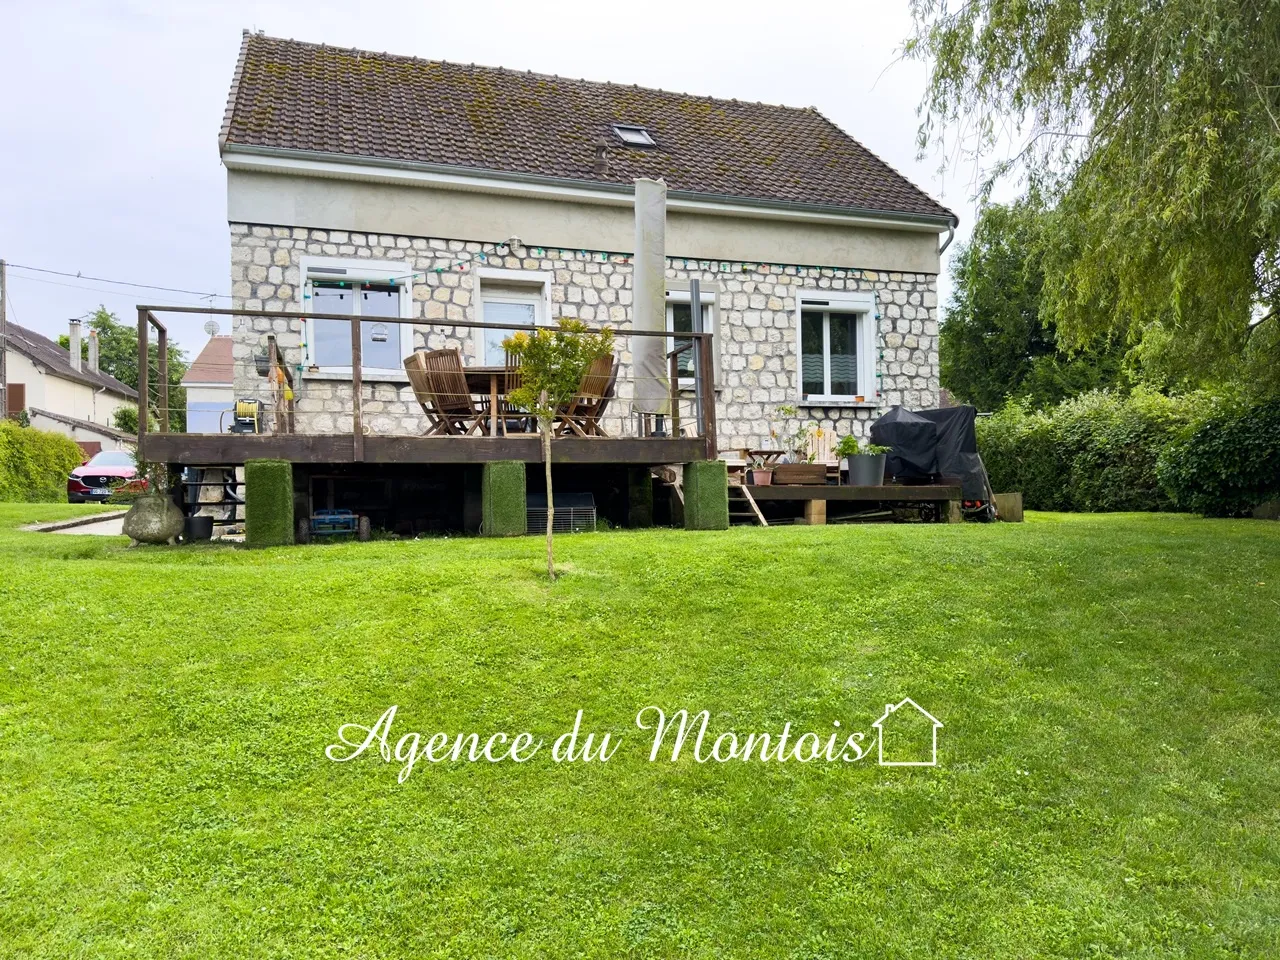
[218,31,955,454]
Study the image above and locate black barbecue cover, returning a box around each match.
[870,405,989,500]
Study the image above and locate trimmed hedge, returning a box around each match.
[482,461,527,536]
[1157,399,1280,516]
[244,459,295,547]
[977,390,1198,512]
[683,460,729,530]
[0,421,86,502]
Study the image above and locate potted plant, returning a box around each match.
[834,435,860,485]
[115,459,185,545]
[829,440,890,488]
[769,406,828,485]
[840,437,891,486]
[747,454,773,486]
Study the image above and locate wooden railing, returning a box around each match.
[136,305,718,460]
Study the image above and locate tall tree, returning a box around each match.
[908,0,1280,388]
[60,306,188,432]
[941,198,1126,410]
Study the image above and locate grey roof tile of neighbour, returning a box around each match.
[7,323,137,399]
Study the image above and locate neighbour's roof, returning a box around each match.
[5,323,138,398]
[29,407,136,442]
[220,32,956,224]
[182,336,234,385]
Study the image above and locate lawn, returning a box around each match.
[0,503,1277,959]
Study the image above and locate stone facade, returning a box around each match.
[229,223,939,451]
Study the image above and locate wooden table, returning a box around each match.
[463,367,508,437]
[739,448,785,466]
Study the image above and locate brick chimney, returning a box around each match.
[68,320,82,372]
[88,329,100,374]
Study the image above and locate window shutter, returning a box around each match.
[5,382,25,416]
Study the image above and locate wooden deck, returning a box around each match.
[739,482,963,525]
[142,433,708,467]
[744,484,962,502]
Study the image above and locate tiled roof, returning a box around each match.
[221,32,956,224]
[182,336,234,385]
[6,323,137,399]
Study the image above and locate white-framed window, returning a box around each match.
[795,290,878,404]
[299,257,414,379]
[665,283,719,386]
[475,268,552,365]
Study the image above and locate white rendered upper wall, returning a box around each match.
[225,168,943,277]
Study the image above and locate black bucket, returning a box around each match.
[184,515,214,542]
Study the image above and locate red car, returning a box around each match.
[67,450,141,503]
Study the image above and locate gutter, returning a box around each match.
[221,143,960,234]
[939,222,955,254]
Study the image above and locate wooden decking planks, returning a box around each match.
[141,433,708,467]
[745,484,962,502]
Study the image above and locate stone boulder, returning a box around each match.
[122,495,185,545]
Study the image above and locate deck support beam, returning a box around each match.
[627,467,654,528]
[799,499,827,525]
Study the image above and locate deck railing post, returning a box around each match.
[136,307,148,449]
[350,317,364,461]
[157,321,169,434]
[268,336,281,435]
[698,333,717,460]
[669,349,681,437]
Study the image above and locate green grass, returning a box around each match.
[1,504,1277,959]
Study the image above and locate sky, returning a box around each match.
[1,0,992,359]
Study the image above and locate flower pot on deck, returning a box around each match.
[846,454,887,487]
[748,468,773,486]
[773,463,827,485]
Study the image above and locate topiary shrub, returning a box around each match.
[1157,398,1280,516]
[0,421,87,502]
[244,459,295,547]
[482,461,526,537]
[683,460,729,530]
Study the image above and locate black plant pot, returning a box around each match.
[847,454,887,486]
[183,515,214,542]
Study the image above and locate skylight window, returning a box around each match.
[613,124,655,147]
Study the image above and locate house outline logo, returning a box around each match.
[872,698,943,767]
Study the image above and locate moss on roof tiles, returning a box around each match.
[222,33,954,221]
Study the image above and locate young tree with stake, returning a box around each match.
[503,320,613,581]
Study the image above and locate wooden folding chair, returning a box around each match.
[557,353,615,437]
[404,349,486,435]
[499,349,533,435]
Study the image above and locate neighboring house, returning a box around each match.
[4,320,137,452]
[182,334,234,433]
[219,32,956,451]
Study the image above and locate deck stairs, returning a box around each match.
[727,479,767,526]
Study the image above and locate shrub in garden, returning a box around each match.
[975,401,1066,509]
[0,420,86,502]
[1157,398,1280,516]
[977,390,1197,511]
